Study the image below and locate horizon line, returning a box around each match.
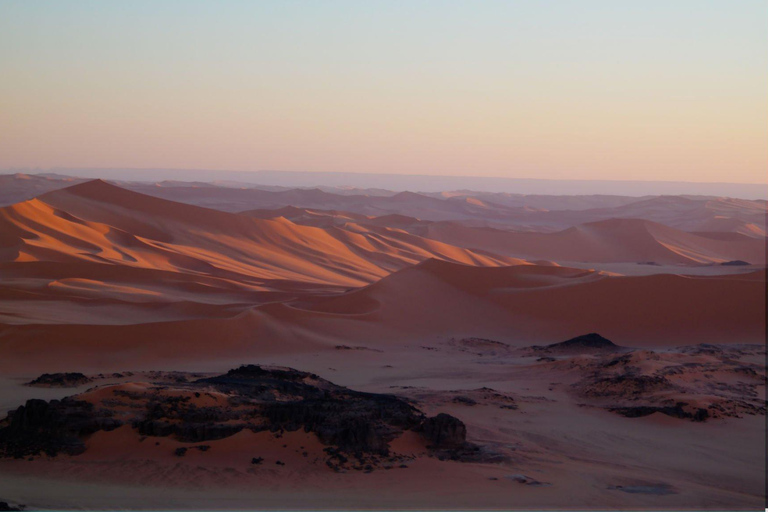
[3,167,767,187]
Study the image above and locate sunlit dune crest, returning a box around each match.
[0,180,515,289]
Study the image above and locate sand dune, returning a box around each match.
[0,180,524,337]
[243,205,373,228]
[415,218,766,265]
[1,259,762,372]
[0,180,515,290]
[4,174,764,238]
[133,181,768,236]
[0,308,313,373]
[0,173,87,207]
[0,180,762,374]
[279,259,766,347]
[572,196,767,237]
[241,187,528,222]
[244,207,766,266]
[433,191,648,211]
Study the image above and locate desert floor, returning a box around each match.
[1,340,765,510]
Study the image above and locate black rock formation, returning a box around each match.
[610,403,710,422]
[720,260,749,266]
[416,413,467,449]
[0,398,121,458]
[539,333,620,353]
[198,365,425,455]
[580,374,673,398]
[26,372,92,388]
[1,365,476,462]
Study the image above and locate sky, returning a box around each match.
[1,1,766,184]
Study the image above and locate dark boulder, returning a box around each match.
[720,260,749,266]
[203,365,424,455]
[261,390,423,455]
[417,413,467,449]
[547,333,618,351]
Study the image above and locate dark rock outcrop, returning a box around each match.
[567,344,766,421]
[200,365,424,455]
[0,398,121,458]
[610,403,709,422]
[531,333,621,354]
[26,372,92,388]
[450,337,511,356]
[1,365,484,463]
[580,374,673,398]
[417,413,467,449]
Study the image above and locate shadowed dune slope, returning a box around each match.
[1,260,762,372]
[0,309,305,372]
[572,196,767,237]
[0,173,87,207]
[416,218,766,265]
[279,259,766,346]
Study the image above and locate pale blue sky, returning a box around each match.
[1,1,766,182]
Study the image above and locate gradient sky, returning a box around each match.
[1,1,766,183]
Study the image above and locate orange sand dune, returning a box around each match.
[0,180,763,374]
[132,181,528,221]
[277,260,766,347]
[0,180,515,290]
[243,206,372,228]
[0,180,522,328]
[242,205,766,266]
[6,175,764,236]
[1,260,762,372]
